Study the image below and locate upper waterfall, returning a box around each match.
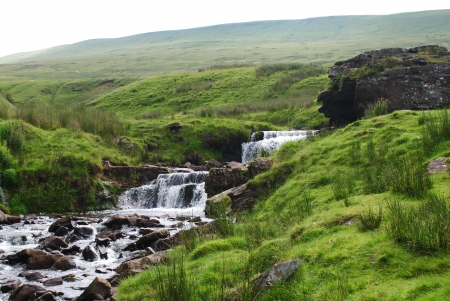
[118,169,208,210]
[241,130,317,164]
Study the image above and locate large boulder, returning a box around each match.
[48,216,73,232]
[7,249,48,262]
[134,229,170,249]
[204,168,248,197]
[1,279,21,293]
[75,277,111,301]
[317,45,450,125]
[51,256,76,271]
[103,214,130,229]
[82,245,99,261]
[102,164,171,186]
[27,255,63,269]
[41,236,68,251]
[116,250,170,277]
[8,284,46,301]
[205,183,256,216]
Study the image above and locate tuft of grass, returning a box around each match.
[364,98,389,119]
[357,206,382,232]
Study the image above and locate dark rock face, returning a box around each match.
[102,164,171,186]
[204,168,248,197]
[318,45,450,125]
[205,183,255,216]
[247,158,273,178]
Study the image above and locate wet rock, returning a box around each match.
[116,250,170,277]
[187,216,201,223]
[21,271,45,281]
[7,249,48,262]
[135,229,170,249]
[95,268,108,274]
[103,214,130,229]
[82,246,99,261]
[43,277,63,287]
[102,164,171,187]
[27,255,63,269]
[8,284,46,301]
[96,230,124,242]
[97,245,108,260]
[73,226,94,238]
[48,216,73,232]
[205,159,222,168]
[61,245,80,255]
[123,243,136,252]
[138,228,154,235]
[1,279,21,293]
[5,215,21,224]
[106,274,120,286]
[204,167,248,197]
[41,236,68,251]
[137,219,164,228]
[205,183,255,215]
[226,161,246,170]
[145,247,156,255]
[247,158,273,177]
[54,226,69,237]
[76,277,111,301]
[36,292,57,301]
[51,257,76,271]
[96,237,111,247]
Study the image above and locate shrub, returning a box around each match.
[387,194,450,251]
[357,206,382,232]
[364,98,389,119]
[421,108,450,154]
[10,194,27,215]
[1,168,18,187]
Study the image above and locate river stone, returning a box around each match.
[137,219,164,228]
[8,284,46,301]
[226,161,246,170]
[116,250,170,277]
[1,279,21,293]
[73,226,94,238]
[205,159,222,168]
[0,210,7,223]
[43,277,63,287]
[48,216,73,232]
[135,229,170,249]
[36,292,57,301]
[22,271,45,281]
[97,245,108,260]
[96,230,124,242]
[61,245,81,255]
[7,249,48,262]
[138,228,154,235]
[41,236,68,251]
[51,257,76,271]
[54,226,69,237]
[5,215,21,224]
[76,277,111,301]
[27,255,63,269]
[82,245,99,261]
[103,214,130,228]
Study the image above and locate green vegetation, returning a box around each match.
[117,108,450,300]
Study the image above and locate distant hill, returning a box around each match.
[0,10,449,79]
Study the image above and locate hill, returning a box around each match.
[0,10,449,79]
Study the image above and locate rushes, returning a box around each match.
[357,206,382,232]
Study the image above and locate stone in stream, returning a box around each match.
[20,271,45,281]
[137,218,164,228]
[116,250,170,277]
[51,257,76,271]
[8,284,47,301]
[7,249,48,262]
[43,277,63,287]
[75,277,111,301]
[54,226,69,237]
[134,229,170,249]
[0,279,21,293]
[48,216,74,232]
[41,236,68,251]
[97,245,108,260]
[27,255,63,269]
[61,245,81,255]
[36,292,58,301]
[138,228,154,235]
[103,214,130,229]
[82,245,99,261]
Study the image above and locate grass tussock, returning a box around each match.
[357,206,382,232]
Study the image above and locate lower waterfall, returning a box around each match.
[118,169,209,209]
[241,130,317,164]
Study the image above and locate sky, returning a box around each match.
[0,0,449,58]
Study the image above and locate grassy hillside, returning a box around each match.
[117,108,450,300]
[0,10,449,79]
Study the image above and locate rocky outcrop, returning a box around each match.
[204,168,248,197]
[318,45,450,125]
[205,183,256,216]
[102,164,171,186]
[116,250,170,277]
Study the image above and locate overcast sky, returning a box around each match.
[0,0,448,58]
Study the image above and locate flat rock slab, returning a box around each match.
[428,157,447,174]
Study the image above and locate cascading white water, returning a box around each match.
[241,130,318,164]
[0,174,6,204]
[118,170,209,209]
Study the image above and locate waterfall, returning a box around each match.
[0,174,6,205]
[241,130,318,164]
[119,170,208,209]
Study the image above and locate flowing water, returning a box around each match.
[241,130,318,164]
[0,170,209,300]
[0,175,6,205]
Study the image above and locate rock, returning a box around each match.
[224,259,302,300]
[27,255,63,269]
[428,157,447,174]
[95,268,108,274]
[21,271,45,281]
[0,210,7,223]
[247,158,273,177]
[205,159,223,168]
[8,284,46,301]
[96,230,124,242]
[116,250,170,277]
[36,292,57,301]
[138,228,154,235]
[1,279,21,293]
[103,214,130,229]
[317,45,450,125]
[137,219,164,228]
[61,245,80,255]
[7,249,48,262]
[205,183,255,216]
[106,274,120,287]
[76,277,111,301]
[226,161,246,170]
[135,229,170,249]
[51,257,76,271]
[41,236,68,251]
[204,167,248,197]
[82,246,99,261]
[43,277,63,287]
[48,216,73,232]
[5,215,21,224]
[187,216,201,223]
[73,226,94,238]
[102,164,171,187]
[97,245,108,260]
[54,226,69,237]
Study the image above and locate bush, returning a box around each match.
[357,206,382,232]
[1,168,18,187]
[10,194,27,215]
[387,194,450,251]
